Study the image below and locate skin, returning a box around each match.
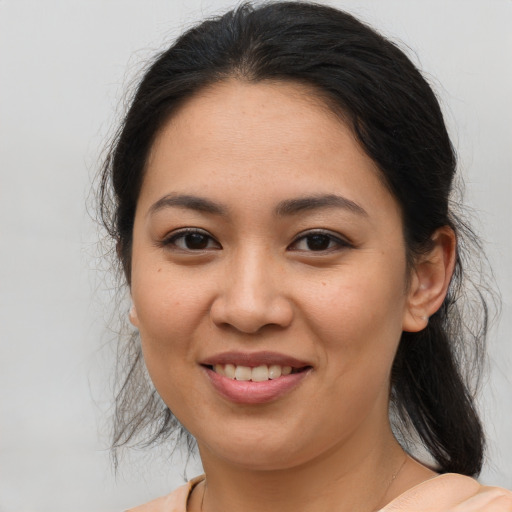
[129,80,457,512]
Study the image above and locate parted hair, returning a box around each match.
[99,1,492,476]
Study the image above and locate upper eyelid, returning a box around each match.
[161,227,221,247]
[290,229,351,245]
[164,227,214,239]
[159,227,351,249]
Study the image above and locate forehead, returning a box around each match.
[148,81,371,176]
[141,79,400,224]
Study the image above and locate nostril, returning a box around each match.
[210,294,294,334]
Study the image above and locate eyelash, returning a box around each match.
[160,228,221,251]
[160,228,352,253]
[288,229,352,253]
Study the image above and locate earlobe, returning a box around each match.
[129,304,139,327]
[402,226,456,332]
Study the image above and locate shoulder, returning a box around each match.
[381,473,512,511]
[125,475,205,512]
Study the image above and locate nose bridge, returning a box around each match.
[232,244,273,303]
[210,242,292,333]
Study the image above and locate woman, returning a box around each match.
[98,2,512,511]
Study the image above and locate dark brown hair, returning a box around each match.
[99,1,492,476]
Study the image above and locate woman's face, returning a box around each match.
[130,80,416,470]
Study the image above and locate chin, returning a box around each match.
[197,428,333,473]
[214,446,304,472]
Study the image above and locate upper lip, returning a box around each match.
[200,351,311,369]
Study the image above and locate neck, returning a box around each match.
[195,426,412,512]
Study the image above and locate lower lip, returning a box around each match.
[203,366,311,404]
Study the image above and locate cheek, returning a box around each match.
[306,269,406,333]
[130,269,203,406]
[302,271,406,425]
[131,259,207,336]
[130,279,198,387]
[301,258,408,368]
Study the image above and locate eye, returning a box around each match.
[162,228,221,251]
[289,230,351,252]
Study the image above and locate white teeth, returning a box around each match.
[213,363,297,381]
[234,365,252,381]
[251,365,269,382]
[224,364,236,379]
[268,364,282,379]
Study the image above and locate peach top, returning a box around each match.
[127,472,502,512]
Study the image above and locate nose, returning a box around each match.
[210,249,294,334]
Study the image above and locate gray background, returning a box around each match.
[0,1,510,510]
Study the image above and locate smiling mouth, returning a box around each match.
[202,354,313,403]
[206,364,310,382]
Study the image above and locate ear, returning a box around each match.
[129,304,140,327]
[402,226,456,332]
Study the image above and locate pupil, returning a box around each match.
[185,233,208,249]
[307,234,330,251]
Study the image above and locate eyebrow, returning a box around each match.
[148,193,367,218]
[275,194,367,217]
[148,194,227,216]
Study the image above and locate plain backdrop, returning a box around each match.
[0,1,511,510]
